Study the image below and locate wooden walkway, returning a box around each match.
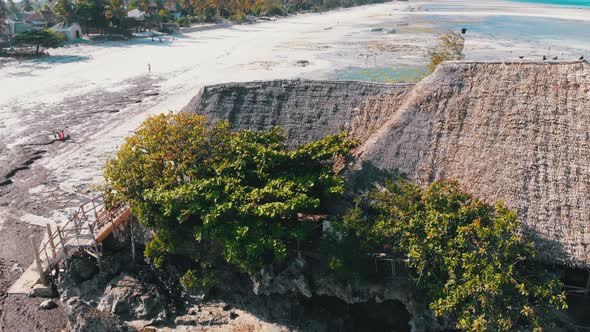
[31,196,130,284]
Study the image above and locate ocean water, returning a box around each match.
[334,66,430,83]
[510,0,590,6]
[434,15,590,46]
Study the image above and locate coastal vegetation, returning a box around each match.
[104,113,567,331]
[337,181,567,331]
[429,32,466,71]
[104,113,357,284]
[14,29,65,55]
[3,0,392,37]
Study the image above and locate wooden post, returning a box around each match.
[73,215,81,247]
[88,223,102,273]
[130,214,136,268]
[56,226,69,267]
[110,210,117,238]
[80,205,86,222]
[43,247,51,270]
[30,235,46,285]
[46,224,57,259]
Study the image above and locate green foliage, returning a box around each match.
[340,180,567,331]
[14,29,66,55]
[428,32,465,71]
[104,113,357,275]
[158,8,169,21]
[53,0,75,24]
[21,0,33,11]
[104,0,126,27]
[6,0,17,15]
[180,262,218,294]
[0,0,6,26]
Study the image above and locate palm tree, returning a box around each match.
[104,0,126,27]
[52,0,75,24]
[21,0,34,11]
[0,0,6,20]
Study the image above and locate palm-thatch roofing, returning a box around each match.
[185,60,590,267]
[355,60,590,267]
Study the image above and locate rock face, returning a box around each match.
[185,61,590,267]
[97,274,167,322]
[183,79,411,146]
[65,298,128,332]
[249,258,446,332]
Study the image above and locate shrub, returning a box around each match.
[428,32,465,71]
[14,29,65,55]
[340,180,567,331]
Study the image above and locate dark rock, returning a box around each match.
[69,256,99,282]
[30,284,56,298]
[97,274,166,321]
[66,299,128,332]
[39,299,58,310]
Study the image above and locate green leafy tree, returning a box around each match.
[6,0,17,14]
[14,29,65,55]
[340,180,567,331]
[0,0,6,27]
[158,8,169,21]
[75,0,100,33]
[428,32,465,71]
[104,113,356,284]
[20,0,33,11]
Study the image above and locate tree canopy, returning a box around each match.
[20,0,33,11]
[104,113,356,281]
[339,180,567,332]
[14,29,66,55]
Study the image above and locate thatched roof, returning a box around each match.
[185,61,590,267]
[183,79,412,147]
[355,60,590,267]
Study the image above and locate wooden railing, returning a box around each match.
[31,196,130,285]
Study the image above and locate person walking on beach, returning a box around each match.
[148,63,151,73]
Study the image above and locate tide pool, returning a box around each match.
[333,66,430,83]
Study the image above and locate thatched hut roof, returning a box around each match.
[183,79,412,147]
[356,60,590,267]
[185,61,590,267]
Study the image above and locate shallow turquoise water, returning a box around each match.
[334,66,430,83]
[510,0,590,6]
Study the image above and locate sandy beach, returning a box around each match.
[0,0,589,330]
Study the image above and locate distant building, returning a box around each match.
[2,10,54,37]
[50,22,83,41]
[127,8,147,21]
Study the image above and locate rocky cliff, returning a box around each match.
[185,61,590,268]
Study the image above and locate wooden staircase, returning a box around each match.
[32,196,131,284]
